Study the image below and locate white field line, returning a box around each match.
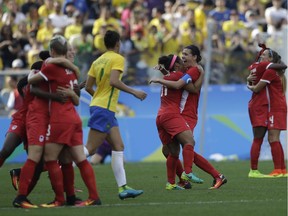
[0,199,285,210]
[99,199,285,207]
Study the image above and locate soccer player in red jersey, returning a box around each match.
[246,46,287,178]
[12,49,82,208]
[1,61,68,193]
[151,45,227,189]
[28,35,101,207]
[180,45,227,189]
[247,48,287,177]
[151,54,202,190]
[10,47,83,206]
[0,78,30,169]
[0,61,49,170]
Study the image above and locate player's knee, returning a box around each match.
[111,143,124,151]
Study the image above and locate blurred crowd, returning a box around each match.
[0,0,287,115]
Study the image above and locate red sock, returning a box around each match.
[61,163,75,197]
[46,161,65,203]
[0,158,5,167]
[166,155,178,184]
[76,160,99,200]
[18,159,37,196]
[270,141,283,170]
[250,138,263,170]
[27,178,37,195]
[182,144,194,174]
[194,152,220,178]
[279,143,286,170]
[176,159,184,181]
[27,161,44,195]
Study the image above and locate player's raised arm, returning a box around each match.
[110,69,147,101]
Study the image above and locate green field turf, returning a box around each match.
[0,161,287,216]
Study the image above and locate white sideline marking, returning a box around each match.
[0,199,285,210]
[100,199,285,207]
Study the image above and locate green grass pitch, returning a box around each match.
[0,161,287,216]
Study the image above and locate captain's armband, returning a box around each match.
[181,74,192,84]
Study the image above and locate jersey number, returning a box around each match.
[161,86,168,97]
[269,115,274,124]
[69,79,78,89]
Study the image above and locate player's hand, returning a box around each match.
[54,91,68,103]
[78,80,86,89]
[134,90,147,101]
[73,80,87,96]
[73,83,80,96]
[149,78,160,84]
[57,86,75,98]
[247,74,256,82]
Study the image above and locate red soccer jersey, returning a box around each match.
[12,89,23,111]
[40,63,81,124]
[11,85,34,121]
[261,69,287,112]
[248,61,272,107]
[180,66,201,120]
[157,71,184,116]
[28,82,49,115]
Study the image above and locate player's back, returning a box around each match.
[89,51,125,112]
[262,69,287,112]
[41,63,80,123]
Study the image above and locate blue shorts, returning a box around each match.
[88,106,118,133]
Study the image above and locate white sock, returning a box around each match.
[84,146,90,158]
[111,151,127,187]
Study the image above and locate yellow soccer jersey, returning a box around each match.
[88,51,124,112]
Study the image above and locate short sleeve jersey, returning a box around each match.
[88,51,125,112]
[248,61,272,106]
[11,85,34,121]
[157,71,184,116]
[180,66,201,119]
[40,63,80,123]
[261,69,287,112]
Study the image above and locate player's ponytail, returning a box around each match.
[271,51,287,94]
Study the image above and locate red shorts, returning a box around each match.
[46,122,83,146]
[268,111,287,130]
[26,111,49,146]
[248,104,268,128]
[7,118,28,149]
[7,118,26,142]
[182,115,197,134]
[156,113,190,145]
